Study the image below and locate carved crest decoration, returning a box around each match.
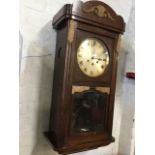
[83,5,114,21]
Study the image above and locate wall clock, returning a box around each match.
[44,1,125,154]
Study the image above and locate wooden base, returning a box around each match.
[44,131,115,155]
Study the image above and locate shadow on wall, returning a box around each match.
[29,22,59,155]
[19,32,23,73]
[20,21,59,155]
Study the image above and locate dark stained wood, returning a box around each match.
[53,1,125,33]
[45,131,115,154]
[45,1,125,154]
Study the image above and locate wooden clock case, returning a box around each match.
[45,1,125,154]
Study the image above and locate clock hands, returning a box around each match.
[91,56,106,61]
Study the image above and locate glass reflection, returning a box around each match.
[71,91,108,133]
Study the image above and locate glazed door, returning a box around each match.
[67,22,117,145]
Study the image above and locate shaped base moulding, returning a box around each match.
[44,131,115,155]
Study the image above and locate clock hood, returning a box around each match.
[52,0,125,34]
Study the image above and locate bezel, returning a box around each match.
[77,37,110,77]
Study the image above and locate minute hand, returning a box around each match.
[91,57,106,61]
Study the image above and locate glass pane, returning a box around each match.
[71,91,108,134]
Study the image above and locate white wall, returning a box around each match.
[19,0,135,155]
[118,2,135,155]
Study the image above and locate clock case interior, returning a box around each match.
[44,1,125,154]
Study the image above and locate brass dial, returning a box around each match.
[77,38,109,77]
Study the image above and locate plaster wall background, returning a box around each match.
[19,0,135,155]
[118,3,135,155]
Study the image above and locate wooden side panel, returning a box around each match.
[49,20,69,147]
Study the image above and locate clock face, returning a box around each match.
[77,38,109,77]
